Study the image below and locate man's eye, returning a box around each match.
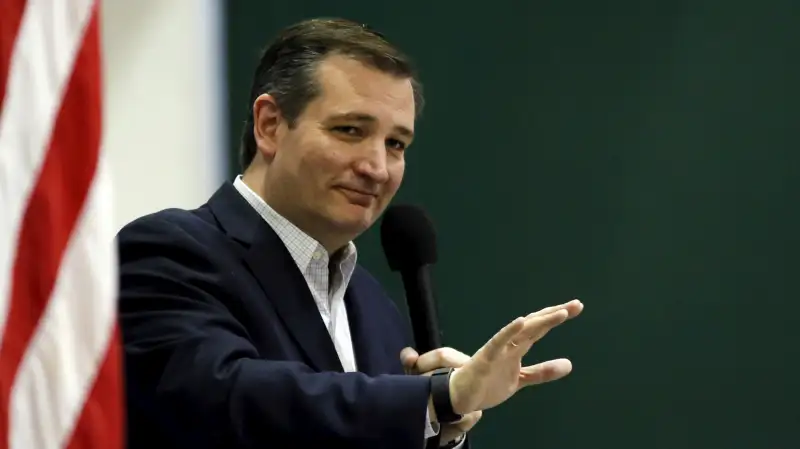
[386,139,406,151]
[332,126,361,136]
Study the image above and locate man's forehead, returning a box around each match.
[313,56,416,124]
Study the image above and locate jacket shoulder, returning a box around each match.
[116,206,216,244]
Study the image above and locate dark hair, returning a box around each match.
[239,18,424,170]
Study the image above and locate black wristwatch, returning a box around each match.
[429,367,462,423]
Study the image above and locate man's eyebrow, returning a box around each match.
[328,112,376,122]
[328,112,414,139]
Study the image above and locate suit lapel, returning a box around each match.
[208,182,344,373]
[245,228,344,372]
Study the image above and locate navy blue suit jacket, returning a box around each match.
[117,182,440,448]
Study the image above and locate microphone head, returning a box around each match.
[380,204,438,271]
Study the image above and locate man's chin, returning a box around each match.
[328,207,375,235]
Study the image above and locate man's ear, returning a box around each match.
[252,93,282,161]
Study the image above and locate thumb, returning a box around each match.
[518,358,573,388]
[400,347,419,373]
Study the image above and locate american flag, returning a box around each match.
[0,0,124,448]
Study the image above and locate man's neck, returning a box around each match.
[240,169,350,254]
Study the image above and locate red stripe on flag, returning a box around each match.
[66,326,125,449]
[0,3,121,449]
[0,0,28,111]
[63,8,125,449]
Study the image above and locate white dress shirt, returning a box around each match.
[233,176,465,446]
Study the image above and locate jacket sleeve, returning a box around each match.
[117,214,431,449]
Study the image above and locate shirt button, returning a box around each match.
[312,251,322,260]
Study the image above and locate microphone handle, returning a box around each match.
[399,264,442,353]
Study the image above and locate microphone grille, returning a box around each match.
[380,204,437,271]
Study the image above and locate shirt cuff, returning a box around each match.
[446,433,466,449]
[424,408,440,438]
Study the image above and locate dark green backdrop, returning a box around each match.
[225,2,800,447]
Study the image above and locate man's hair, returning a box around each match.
[239,18,424,170]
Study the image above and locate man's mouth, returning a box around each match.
[336,186,377,206]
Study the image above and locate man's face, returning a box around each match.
[264,55,415,246]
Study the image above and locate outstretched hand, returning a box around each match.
[448,299,583,415]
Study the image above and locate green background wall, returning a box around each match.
[226,2,800,447]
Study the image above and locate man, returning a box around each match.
[117,18,583,449]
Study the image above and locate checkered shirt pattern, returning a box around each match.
[233,176,358,372]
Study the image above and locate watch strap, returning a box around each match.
[429,367,462,423]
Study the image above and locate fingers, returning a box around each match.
[518,358,573,388]
[499,309,565,355]
[416,347,471,373]
[519,308,569,342]
[510,300,583,355]
[479,316,526,361]
[459,300,584,366]
[401,346,471,374]
[480,306,575,362]
[400,347,419,374]
[445,410,482,434]
[438,410,481,446]
[527,299,584,320]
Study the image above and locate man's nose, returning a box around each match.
[353,140,390,183]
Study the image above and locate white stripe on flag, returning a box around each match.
[0,0,123,448]
[10,154,118,449]
[0,0,97,343]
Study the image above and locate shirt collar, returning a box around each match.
[232,175,357,273]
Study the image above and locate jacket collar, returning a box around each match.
[207,182,345,372]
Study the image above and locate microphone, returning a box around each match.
[380,204,441,353]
